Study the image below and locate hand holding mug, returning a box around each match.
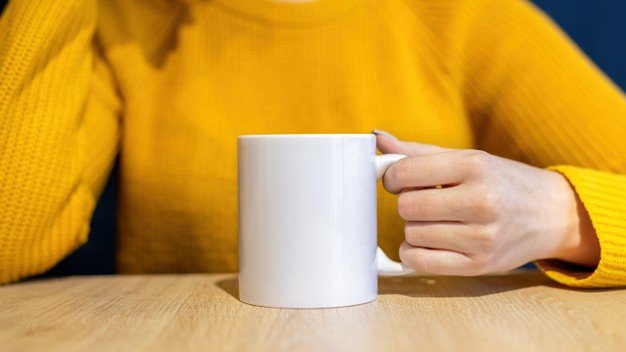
[375,132,600,275]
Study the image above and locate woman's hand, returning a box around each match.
[375,131,600,275]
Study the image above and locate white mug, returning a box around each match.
[238,134,413,308]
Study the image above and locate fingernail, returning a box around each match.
[371,129,399,141]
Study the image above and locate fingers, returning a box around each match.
[382,151,467,193]
[375,133,496,194]
[399,241,479,276]
[404,221,474,253]
[373,136,504,275]
[397,188,478,222]
[375,133,451,156]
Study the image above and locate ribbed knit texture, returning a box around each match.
[1,0,625,286]
[536,166,626,287]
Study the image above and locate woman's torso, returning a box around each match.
[96,0,475,273]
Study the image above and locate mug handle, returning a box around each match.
[375,154,415,276]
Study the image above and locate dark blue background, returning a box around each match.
[1,1,625,276]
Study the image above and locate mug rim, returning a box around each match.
[238,133,373,139]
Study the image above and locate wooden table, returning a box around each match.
[1,271,624,351]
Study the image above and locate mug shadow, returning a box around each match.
[379,270,590,298]
[216,270,619,301]
[216,277,239,300]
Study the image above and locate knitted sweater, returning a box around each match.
[1,0,625,286]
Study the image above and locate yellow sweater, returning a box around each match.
[1,0,626,287]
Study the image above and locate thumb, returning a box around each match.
[372,130,451,156]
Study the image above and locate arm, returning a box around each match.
[376,0,625,288]
[456,0,626,287]
[0,1,120,283]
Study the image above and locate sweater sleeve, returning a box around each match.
[0,0,120,283]
[453,0,626,287]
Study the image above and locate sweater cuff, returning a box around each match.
[535,165,626,288]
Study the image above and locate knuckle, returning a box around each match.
[469,254,494,275]
[474,225,498,252]
[464,150,492,176]
[474,190,500,219]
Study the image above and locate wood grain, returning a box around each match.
[0,272,625,351]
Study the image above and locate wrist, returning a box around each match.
[548,171,600,267]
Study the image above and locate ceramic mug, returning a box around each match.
[238,134,413,308]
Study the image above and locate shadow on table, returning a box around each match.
[215,271,575,300]
[378,270,564,298]
[216,277,240,300]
